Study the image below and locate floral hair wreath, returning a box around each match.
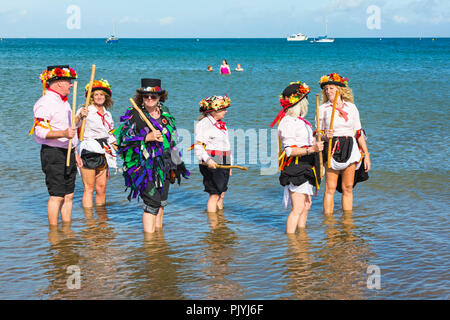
[319,73,349,88]
[40,67,77,83]
[279,81,310,109]
[85,78,112,97]
[199,95,231,113]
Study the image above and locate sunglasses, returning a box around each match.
[143,95,159,100]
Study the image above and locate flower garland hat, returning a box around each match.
[136,78,165,95]
[86,78,112,97]
[40,65,77,86]
[319,73,349,89]
[270,81,310,127]
[198,95,231,113]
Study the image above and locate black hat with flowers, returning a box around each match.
[319,73,349,89]
[270,81,310,128]
[136,78,166,95]
[40,65,77,83]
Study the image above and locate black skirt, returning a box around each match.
[279,153,322,188]
[323,136,353,164]
[323,136,369,193]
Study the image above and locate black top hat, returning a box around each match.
[136,78,165,94]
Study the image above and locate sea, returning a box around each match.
[0,38,448,300]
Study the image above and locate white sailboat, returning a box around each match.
[106,24,119,44]
[287,33,308,41]
[310,19,334,43]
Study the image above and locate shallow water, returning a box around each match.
[0,38,449,299]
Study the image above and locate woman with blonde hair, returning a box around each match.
[76,79,117,208]
[317,73,370,215]
[271,81,324,233]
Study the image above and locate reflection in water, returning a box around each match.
[41,206,124,299]
[124,231,185,299]
[200,209,243,299]
[40,224,82,299]
[283,230,315,299]
[315,212,372,299]
[282,212,374,299]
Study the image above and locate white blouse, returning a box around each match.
[278,115,314,157]
[317,101,362,137]
[194,114,231,163]
[77,105,115,142]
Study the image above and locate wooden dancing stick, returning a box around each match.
[79,64,96,141]
[129,98,164,142]
[316,94,324,178]
[327,90,339,168]
[201,163,249,171]
[66,81,77,167]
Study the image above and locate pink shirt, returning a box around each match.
[33,90,78,148]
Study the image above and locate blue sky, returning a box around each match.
[1,0,449,37]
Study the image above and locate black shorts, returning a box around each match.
[40,144,77,197]
[141,179,170,215]
[80,150,107,170]
[199,164,230,195]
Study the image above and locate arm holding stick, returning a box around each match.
[66,81,77,167]
[316,94,324,178]
[327,90,339,168]
[79,64,96,141]
[128,98,164,142]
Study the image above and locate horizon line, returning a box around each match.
[1,36,447,39]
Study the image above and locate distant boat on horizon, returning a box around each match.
[106,35,118,43]
[106,24,118,44]
[287,33,308,41]
[310,19,334,43]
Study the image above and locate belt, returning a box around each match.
[207,150,229,156]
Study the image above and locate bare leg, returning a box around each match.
[217,192,226,210]
[94,168,108,206]
[47,196,64,225]
[80,167,96,208]
[286,192,306,234]
[297,195,312,229]
[323,167,340,215]
[207,194,220,213]
[155,207,164,229]
[341,163,356,212]
[143,211,157,233]
[61,193,74,223]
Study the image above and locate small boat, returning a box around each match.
[310,36,334,43]
[106,35,118,44]
[106,24,119,44]
[287,33,308,41]
[310,19,334,43]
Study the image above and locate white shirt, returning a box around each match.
[278,115,314,157]
[194,114,231,163]
[76,105,115,141]
[317,101,362,137]
[76,105,117,169]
